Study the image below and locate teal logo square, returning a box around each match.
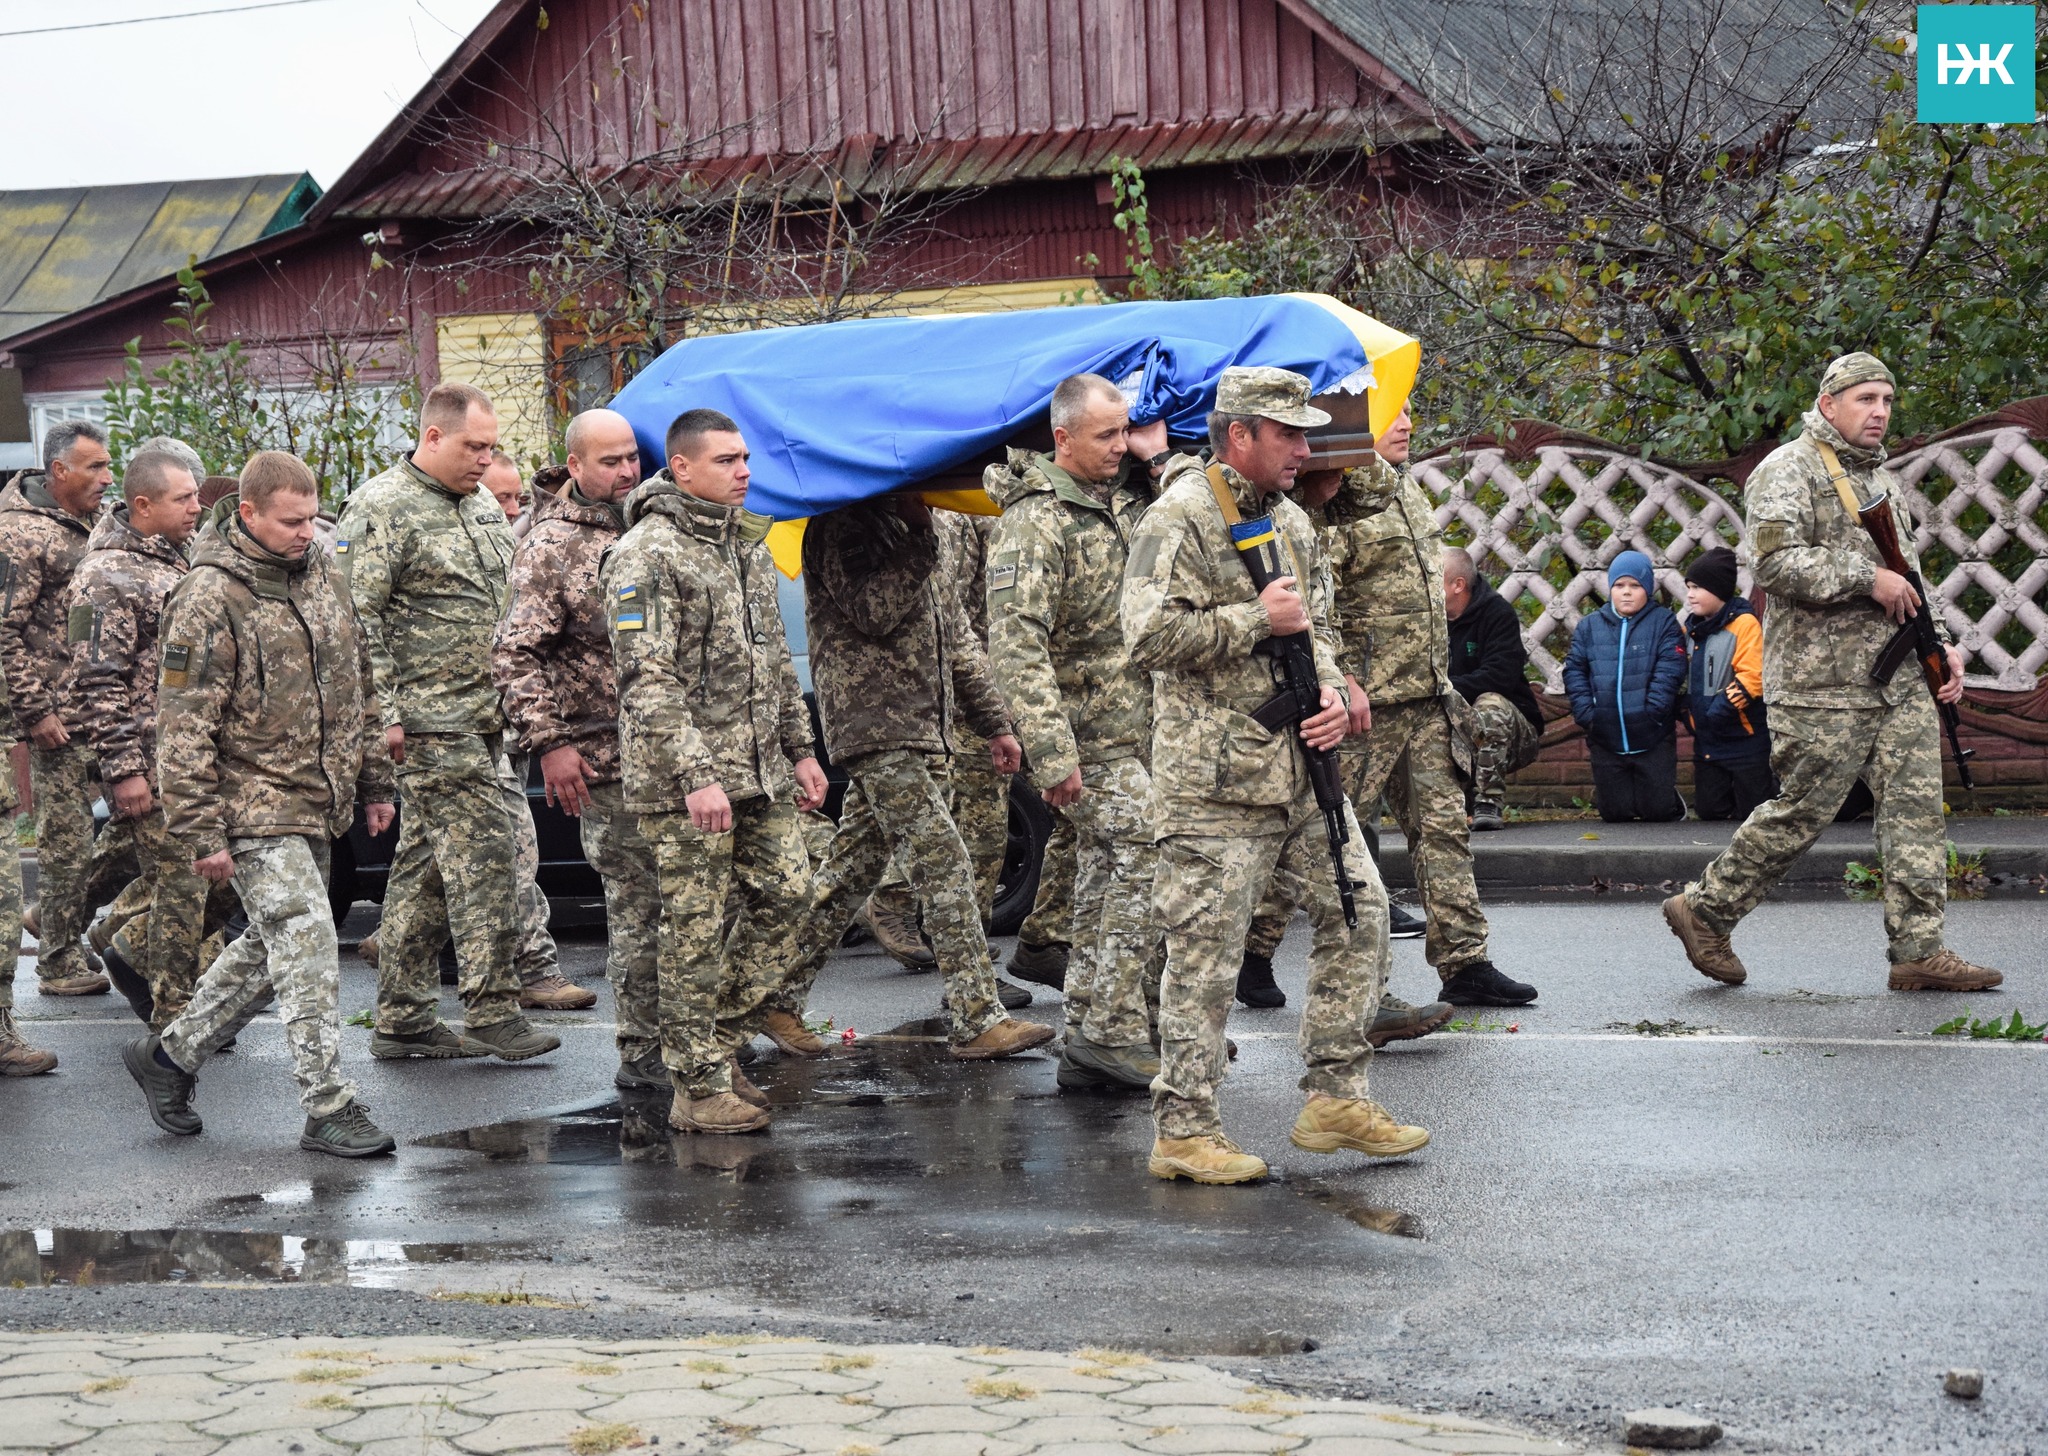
[1918,5,2037,122]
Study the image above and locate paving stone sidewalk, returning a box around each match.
[0,1331,1578,1455]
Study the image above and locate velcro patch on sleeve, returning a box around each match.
[334,538,350,556]
[66,602,96,643]
[1749,521,1794,556]
[614,583,648,632]
[161,641,197,689]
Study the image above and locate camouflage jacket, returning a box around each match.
[1122,455,1345,834]
[938,509,996,648]
[1742,412,1948,710]
[335,458,515,735]
[1314,460,1454,708]
[601,476,814,812]
[492,482,626,782]
[802,498,1011,764]
[0,471,107,734]
[158,502,395,856]
[60,508,188,790]
[985,450,1153,787]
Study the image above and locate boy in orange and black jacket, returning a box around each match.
[1682,547,1775,820]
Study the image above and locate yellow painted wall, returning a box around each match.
[433,311,551,465]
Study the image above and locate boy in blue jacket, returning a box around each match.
[1563,551,1689,822]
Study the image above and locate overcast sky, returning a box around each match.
[0,0,500,191]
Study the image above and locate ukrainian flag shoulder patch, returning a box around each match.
[614,583,647,632]
[334,539,350,556]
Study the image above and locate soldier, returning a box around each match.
[602,408,829,1134]
[1443,547,1544,831]
[1665,352,2004,993]
[2,421,114,997]
[0,672,49,1073]
[771,491,1052,1063]
[493,409,661,1089]
[338,382,559,1063]
[1125,366,1427,1185]
[121,451,399,1156]
[986,373,1161,1090]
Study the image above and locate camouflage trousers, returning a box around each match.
[375,732,522,1035]
[1153,795,1389,1141]
[1247,698,1490,977]
[29,744,118,981]
[1687,698,1947,963]
[871,731,1009,924]
[0,766,18,1013]
[640,794,810,1098]
[1060,756,1162,1048]
[1017,808,1077,949]
[1469,692,1542,810]
[777,748,1004,1044]
[160,835,355,1118]
[580,780,660,1062]
[94,807,238,1027]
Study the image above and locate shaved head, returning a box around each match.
[566,408,642,504]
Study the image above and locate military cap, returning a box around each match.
[1214,366,1331,428]
[1817,352,1895,398]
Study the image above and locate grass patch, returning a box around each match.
[839,1394,875,1406]
[966,1377,1038,1401]
[81,1377,129,1394]
[345,1008,375,1029]
[820,1353,875,1373]
[293,1366,365,1384]
[711,1420,760,1439]
[839,1445,881,1456]
[685,1358,730,1373]
[1846,841,1989,899]
[1607,1018,1712,1037]
[1231,1387,1298,1415]
[431,1284,580,1309]
[572,1361,621,1377]
[1933,1008,2047,1042]
[1444,1018,1505,1033]
[1074,1348,1149,1367]
[302,1393,355,1411]
[297,1348,373,1363]
[691,1333,773,1347]
[565,1422,645,1455]
[971,1345,1011,1355]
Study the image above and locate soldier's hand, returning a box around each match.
[687,782,733,834]
[1939,645,1967,704]
[365,802,395,837]
[193,849,236,885]
[29,714,68,749]
[1259,576,1309,636]
[989,733,1023,775]
[892,495,932,529]
[793,757,828,812]
[1045,767,1084,808]
[1343,674,1373,735]
[111,774,154,820]
[1301,686,1348,751]
[385,724,407,764]
[540,745,593,816]
[1871,568,1921,624]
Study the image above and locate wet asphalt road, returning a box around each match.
[3,890,2044,1454]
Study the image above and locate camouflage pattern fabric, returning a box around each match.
[91,807,234,1027]
[159,834,355,1118]
[1469,690,1542,811]
[1314,460,1455,709]
[503,753,559,985]
[61,508,187,789]
[27,744,104,981]
[1017,809,1076,948]
[0,769,18,1013]
[870,728,1010,925]
[0,471,104,737]
[1061,755,1162,1048]
[580,780,660,1061]
[641,794,810,1097]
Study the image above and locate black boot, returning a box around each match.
[1235,951,1286,1009]
[1387,904,1427,940]
[1439,960,1538,1006]
[102,942,155,1024]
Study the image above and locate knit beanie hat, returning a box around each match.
[1683,546,1739,602]
[1607,549,1655,593]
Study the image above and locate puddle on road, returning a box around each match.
[0,1228,530,1288]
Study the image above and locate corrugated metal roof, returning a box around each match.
[0,174,320,344]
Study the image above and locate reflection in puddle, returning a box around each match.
[0,1228,528,1288]
[1294,1183,1425,1239]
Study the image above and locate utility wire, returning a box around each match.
[0,0,342,40]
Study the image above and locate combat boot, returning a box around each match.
[301,1101,397,1158]
[1235,951,1286,1009]
[997,979,1033,1010]
[1056,1033,1158,1091]
[0,1010,57,1076]
[519,973,597,1010]
[1439,959,1538,1006]
[1469,800,1507,832]
[1368,993,1456,1048]
[38,970,109,997]
[949,1018,1056,1060]
[1662,893,1746,985]
[101,941,154,1025]
[730,1059,770,1109]
[762,1009,827,1058]
[613,1047,667,1090]
[1289,1094,1430,1158]
[671,1089,771,1134]
[20,904,36,940]
[1888,948,2004,992]
[370,1021,491,1059]
[121,1034,201,1135]
[1007,939,1069,990]
[463,1016,561,1062]
[1148,1134,1268,1185]
[1388,904,1427,940]
[356,930,380,968]
[863,898,936,969]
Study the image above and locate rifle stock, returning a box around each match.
[1854,495,1977,790]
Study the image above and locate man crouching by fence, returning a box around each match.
[122,452,399,1157]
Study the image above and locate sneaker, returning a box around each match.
[1440,960,1538,1006]
[1289,1095,1430,1157]
[1888,948,2004,993]
[863,898,936,970]
[614,1048,668,1090]
[1662,893,1746,985]
[121,1034,200,1135]
[369,1021,492,1060]
[463,1016,561,1062]
[1469,802,1507,832]
[949,1018,1056,1060]
[301,1100,397,1158]
[997,978,1033,1011]
[762,1009,827,1058]
[1387,904,1427,940]
[1007,939,1069,990]
[356,930,380,969]
[1148,1134,1268,1184]
[670,1089,770,1134]
[1056,1033,1158,1091]
[1234,951,1285,1009]
[519,973,597,1010]
[38,971,109,997]
[0,1010,57,1077]
[1368,993,1456,1048]
[102,942,154,1025]
[730,1059,769,1109]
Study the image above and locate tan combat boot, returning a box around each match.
[949,1018,1056,1060]
[730,1059,769,1109]
[0,1010,57,1077]
[1663,893,1747,985]
[762,1009,826,1058]
[20,903,37,940]
[1889,948,2005,992]
[519,973,598,1010]
[1148,1134,1268,1184]
[39,970,109,997]
[863,896,936,970]
[671,1089,771,1134]
[356,930,380,968]
[1289,1094,1430,1158]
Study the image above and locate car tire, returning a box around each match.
[988,779,1052,937]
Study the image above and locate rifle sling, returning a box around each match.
[1812,440,1876,524]
[1205,461,1311,588]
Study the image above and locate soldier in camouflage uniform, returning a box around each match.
[1,421,115,997]
[493,409,664,1089]
[1242,406,1535,1013]
[602,409,829,1134]
[1124,367,1425,1186]
[337,383,558,1062]
[1665,353,2004,993]
[0,668,50,1073]
[986,373,1162,1090]
[121,453,399,1157]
